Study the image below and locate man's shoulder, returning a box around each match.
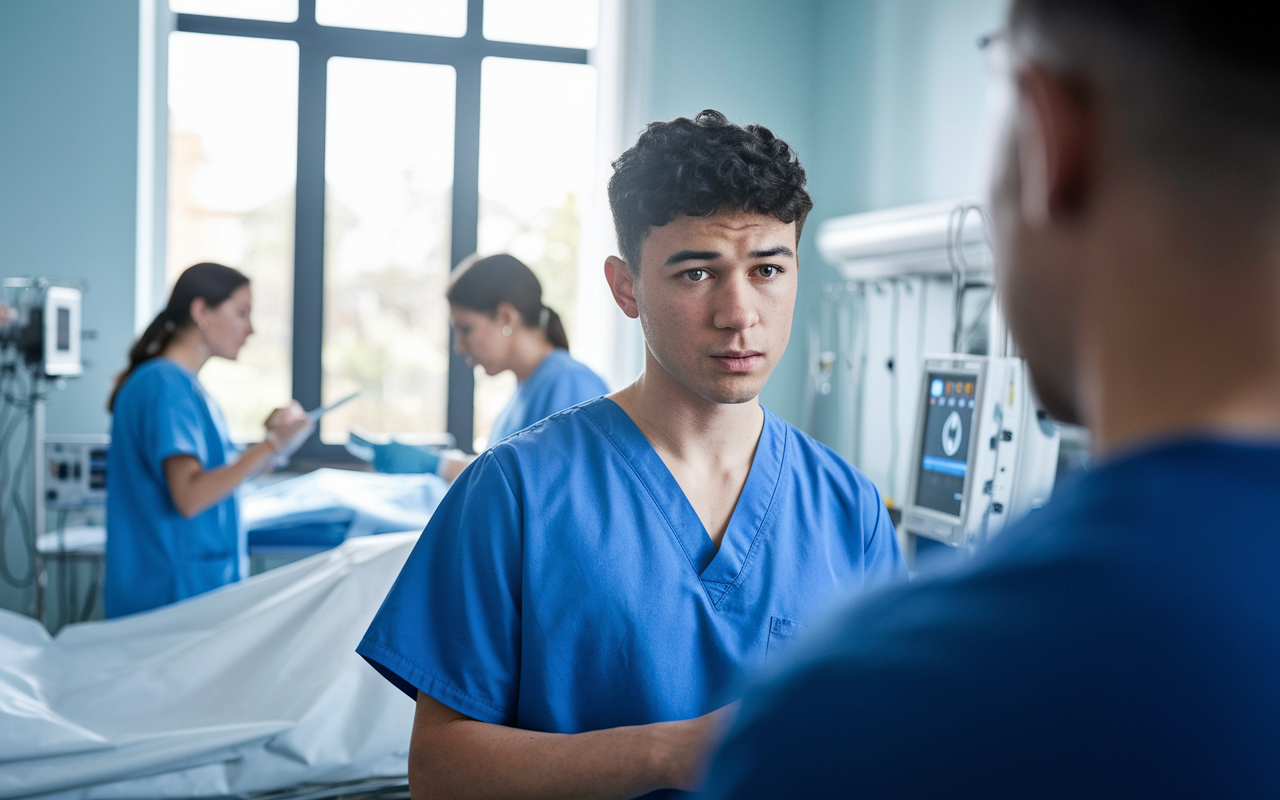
[484,397,617,464]
[768,411,880,496]
[713,443,1280,796]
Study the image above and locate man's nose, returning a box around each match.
[712,274,760,331]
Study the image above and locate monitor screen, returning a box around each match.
[914,371,978,518]
[56,307,71,352]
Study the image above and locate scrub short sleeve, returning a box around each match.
[862,483,907,586]
[357,450,524,725]
[140,370,208,469]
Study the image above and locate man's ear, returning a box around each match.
[1016,63,1094,224]
[605,256,639,319]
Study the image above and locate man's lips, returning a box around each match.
[711,351,764,373]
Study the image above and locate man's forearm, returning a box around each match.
[410,691,731,800]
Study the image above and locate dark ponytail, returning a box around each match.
[108,262,249,412]
[447,254,570,350]
[543,307,569,351]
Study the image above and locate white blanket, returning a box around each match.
[0,533,420,799]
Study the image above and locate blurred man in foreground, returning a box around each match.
[705,1,1280,795]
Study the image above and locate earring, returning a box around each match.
[502,325,512,337]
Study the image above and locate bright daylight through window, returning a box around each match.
[167,32,298,440]
[165,0,603,453]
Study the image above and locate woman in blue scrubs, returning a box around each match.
[358,254,607,478]
[104,262,310,617]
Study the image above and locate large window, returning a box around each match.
[166,0,600,454]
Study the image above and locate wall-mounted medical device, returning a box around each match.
[901,355,1060,548]
[45,435,109,510]
[1,278,84,377]
[817,198,991,282]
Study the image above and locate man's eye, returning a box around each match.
[758,265,779,278]
[684,269,709,282]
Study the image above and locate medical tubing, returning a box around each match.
[0,400,39,588]
[57,509,70,629]
[853,284,871,471]
[887,280,901,503]
[962,289,996,355]
[0,400,14,585]
[947,206,967,352]
[946,203,998,354]
[0,384,34,587]
[79,561,100,622]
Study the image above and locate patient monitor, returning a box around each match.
[901,355,1060,548]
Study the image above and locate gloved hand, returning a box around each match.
[264,401,314,468]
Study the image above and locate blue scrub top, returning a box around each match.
[105,358,243,618]
[488,348,607,442]
[358,397,904,792]
[705,439,1280,798]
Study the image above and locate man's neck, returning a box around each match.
[610,352,765,548]
[1082,209,1280,457]
[611,354,764,471]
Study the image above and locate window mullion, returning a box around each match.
[291,38,327,455]
[446,52,482,453]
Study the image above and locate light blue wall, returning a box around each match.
[0,0,139,616]
[643,0,820,422]
[812,0,1006,215]
[0,0,140,438]
[642,0,1006,427]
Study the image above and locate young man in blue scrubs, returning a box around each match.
[358,110,905,797]
[704,1,1280,796]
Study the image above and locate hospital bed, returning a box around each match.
[0,533,421,799]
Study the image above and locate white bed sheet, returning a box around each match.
[0,533,420,799]
[242,468,448,540]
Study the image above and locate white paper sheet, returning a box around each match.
[0,533,420,799]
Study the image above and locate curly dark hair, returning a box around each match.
[607,109,813,270]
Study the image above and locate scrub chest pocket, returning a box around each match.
[766,617,806,666]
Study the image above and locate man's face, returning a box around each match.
[621,209,798,406]
[987,38,1085,425]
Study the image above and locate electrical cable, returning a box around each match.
[56,509,69,630]
[961,287,995,354]
[79,560,100,622]
[0,408,28,587]
[0,375,40,588]
[8,404,38,586]
[916,276,929,359]
[946,202,998,354]
[887,279,900,503]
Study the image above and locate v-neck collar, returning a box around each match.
[583,398,789,606]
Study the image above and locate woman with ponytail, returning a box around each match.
[104,262,311,617]
[355,253,607,480]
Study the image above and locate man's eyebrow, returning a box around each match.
[750,246,795,259]
[663,250,721,266]
[662,246,796,266]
